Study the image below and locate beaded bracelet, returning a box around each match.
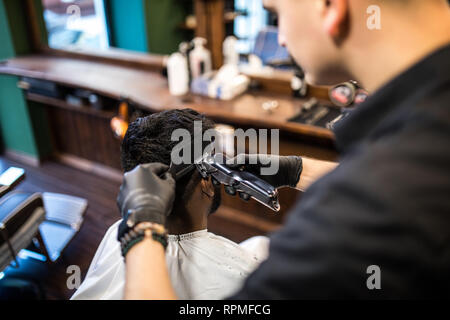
[120,222,168,257]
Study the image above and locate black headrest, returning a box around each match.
[0,192,44,246]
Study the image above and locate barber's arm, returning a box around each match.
[227,154,338,194]
[124,232,176,299]
[298,157,338,191]
[116,163,177,300]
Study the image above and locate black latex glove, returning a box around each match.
[224,154,303,199]
[117,163,175,240]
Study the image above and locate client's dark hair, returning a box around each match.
[121,108,220,214]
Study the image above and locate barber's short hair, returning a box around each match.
[121,108,220,213]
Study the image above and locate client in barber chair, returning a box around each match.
[71,109,269,300]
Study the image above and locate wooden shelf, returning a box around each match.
[41,46,166,72]
[26,92,116,119]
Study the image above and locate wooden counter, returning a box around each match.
[0,54,334,141]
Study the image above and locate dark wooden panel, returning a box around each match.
[218,187,301,227]
[46,106,122,170]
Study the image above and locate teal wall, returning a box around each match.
[0,76,39,157]
[107,0,190,54]
[2,0,32,55]
[0,1,38,158]
[0,0,51,159]
[0,0,15,58]
[107,0,149,52]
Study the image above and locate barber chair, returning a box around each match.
[0,166,87,299]
[0,192,46,272]
[0,188,47,299]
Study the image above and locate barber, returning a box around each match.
[117,0,450,299]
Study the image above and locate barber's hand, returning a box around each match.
[117,163,175,234]
[224,154,303,199]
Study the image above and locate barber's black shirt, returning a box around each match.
[230,44,450,299]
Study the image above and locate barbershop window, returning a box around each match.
[233,0,289,69]
[41,0,109,50]
[234,0,269,54]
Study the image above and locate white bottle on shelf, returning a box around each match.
[189,37,212,79]
[167,52,189,96]
[223,36,239,66]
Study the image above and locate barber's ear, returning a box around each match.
[200,178,215,198]
[319,0,348,38]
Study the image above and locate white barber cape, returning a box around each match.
[71,220,269,300]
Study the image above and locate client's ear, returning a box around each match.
[200,178,215,198]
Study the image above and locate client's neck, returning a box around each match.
[166,194,209,235]
[166,211,207,235]
[165,178,212,235]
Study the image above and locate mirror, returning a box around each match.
[41,0,109,51]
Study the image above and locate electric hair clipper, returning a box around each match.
[196,153,280,212]
[168,153,281,212]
